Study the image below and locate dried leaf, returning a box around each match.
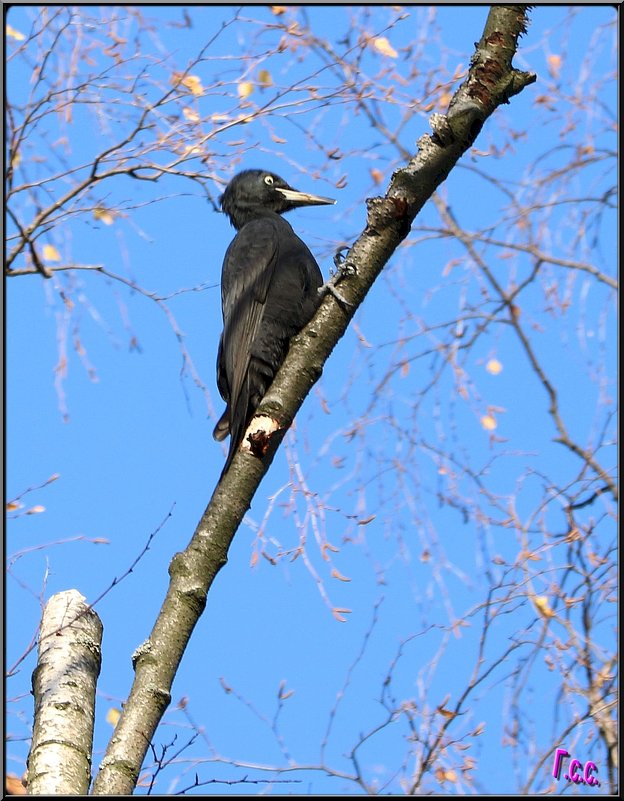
[93,207,114,225]
[357,514,376,526]
[532,595,554,619]
[289,547,303,562]
[43,244,61,262]
[373,36,398,58]
[435,767,458,783]
[472,722,486,736]
[181,144,203,157]
[271,5,288,14]
[238,81,254,99]
[258,69,272,88]
[370,167,384,185]
[331,568,351,582]
[26,504,45,514]
[321,541,339,561]
[331,607,352,623]
[480,414,497,431]
[6,24,26,41]
[182,106,200,123]
[6,501,22,512]
[106,707,121,727]
[485,358,503,375]
[547,54,562,79]
[278,681,295,700]
[178,74,204,96]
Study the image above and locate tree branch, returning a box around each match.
[26,591,103,795]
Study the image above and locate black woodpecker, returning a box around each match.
[214,169,335,475]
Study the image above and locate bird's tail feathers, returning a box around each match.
[213,410,230,442]
[218,358,274,478]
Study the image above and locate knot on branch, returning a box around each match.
[365,195,412,239]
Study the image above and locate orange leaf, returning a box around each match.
[485,358,503,375]
[480,414,497,431]
[547,54,562,79]
[321,541,339,561]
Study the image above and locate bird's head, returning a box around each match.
[220,169,335,229]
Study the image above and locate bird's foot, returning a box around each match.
[333,245,357,277]
[321,279,354,309]
[321,248,357,309]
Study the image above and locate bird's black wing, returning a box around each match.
[213,216,280,453]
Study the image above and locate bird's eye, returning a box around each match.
[264,175,274,185]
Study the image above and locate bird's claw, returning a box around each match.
[323,246,357,308]
[333,245,349,270]
[321,280,354,309]
[333,246,357,276]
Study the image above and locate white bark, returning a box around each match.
[27,590,103,795]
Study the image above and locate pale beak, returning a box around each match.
[275,186,336,206]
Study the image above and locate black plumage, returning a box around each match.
[214,169,335,474]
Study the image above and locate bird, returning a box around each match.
[214,169,335,475]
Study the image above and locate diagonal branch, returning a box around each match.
[91,7,536,794]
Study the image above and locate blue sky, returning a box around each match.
[5,4,617,794]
